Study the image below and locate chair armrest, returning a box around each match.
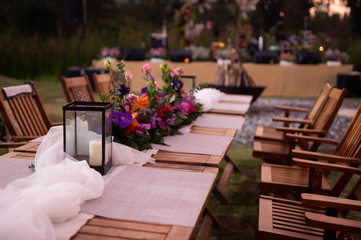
[293,158,361,175]
[276,127,326,135]
[273,117,312,124]
[274,105,309,113]
[302,193,361,211]
[292,150,361,164]
[10,136,39,141]
[286,134,339,145]
[305,212,361,234]
[0,142,28,149]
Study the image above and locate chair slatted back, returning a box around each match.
[329,104,361,196]
[0,82,52,139]
[92,73,114,100]
[61,75,96,102]
[306,82,333,124]
[336,104,361,158]
[308,87,346,149]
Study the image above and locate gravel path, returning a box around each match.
[234,98,359,151]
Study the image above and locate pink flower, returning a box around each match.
[127,93,139,103]
[176,101,191,115]
[141,63,152,74]
[125,71,133,80]
[101,51,107,57]
[154,81,159,88]
[158,119,169,130]
[171,68,184,77]
[171,68,179,77]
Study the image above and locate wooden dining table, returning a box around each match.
[1,145,219,240]
[1,100,248,239]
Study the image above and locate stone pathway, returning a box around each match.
[234,98,360,151]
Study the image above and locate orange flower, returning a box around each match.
[132,95,150,111]
[125,113,139,134]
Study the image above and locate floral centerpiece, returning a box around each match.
[103,60,203,151]
[146,47,167,60]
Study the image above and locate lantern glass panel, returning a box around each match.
[63,101,112,175]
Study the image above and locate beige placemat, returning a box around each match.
[193,114,245,129]
[0,157,34,188]
[211,102,250,112]
[222,94,253,103]
[81,165,216,227]
[151,132,233,155]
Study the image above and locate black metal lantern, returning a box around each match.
[63,101,113,175]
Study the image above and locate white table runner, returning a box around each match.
[81,165,216,227]
[193,114,245,129]
[151,133,233,155]
[211,102,250,113]
[0,157,34,188]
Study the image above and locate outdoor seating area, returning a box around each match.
[2,1,361,239]
[1,67,361,239]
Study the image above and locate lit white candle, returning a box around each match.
[89,139,103,166]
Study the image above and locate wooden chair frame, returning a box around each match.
[92,72,114,100]
[0,82,54,148]
[256,178,361,240]
[254,82,333,142]
[253,87,346,165]
[259,104,361,198]
[60,75,96,102]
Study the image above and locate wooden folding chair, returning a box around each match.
[256,177,361,240]
[60,75,96,102]
[253,87,346,165]
[0,82,55,149]
[92,72,115,100]
[254,82,333,142]
[259,104,361,199]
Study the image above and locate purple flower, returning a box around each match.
[176,101,190,115]
[141,86,147,94]
[171,80,184,93]
[113,111,132,128]
[149,74,155,82]
[118,84,130,96]
[166,116,176,125]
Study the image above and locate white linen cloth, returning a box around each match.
[81,165,216,227]
[151,132,233,155]
[35,126,155,169]
[193,114,245,129]
[0,158,103,240]
[194,88,224,111]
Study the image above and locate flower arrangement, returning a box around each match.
[103,60,203,150]
[147,47,167,59]
[280,52,296,63]
[99,46,120,59]
[323,49,349,63]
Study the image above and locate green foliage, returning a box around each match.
[347,38,361,72]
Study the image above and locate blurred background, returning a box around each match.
[0,0,360,80]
